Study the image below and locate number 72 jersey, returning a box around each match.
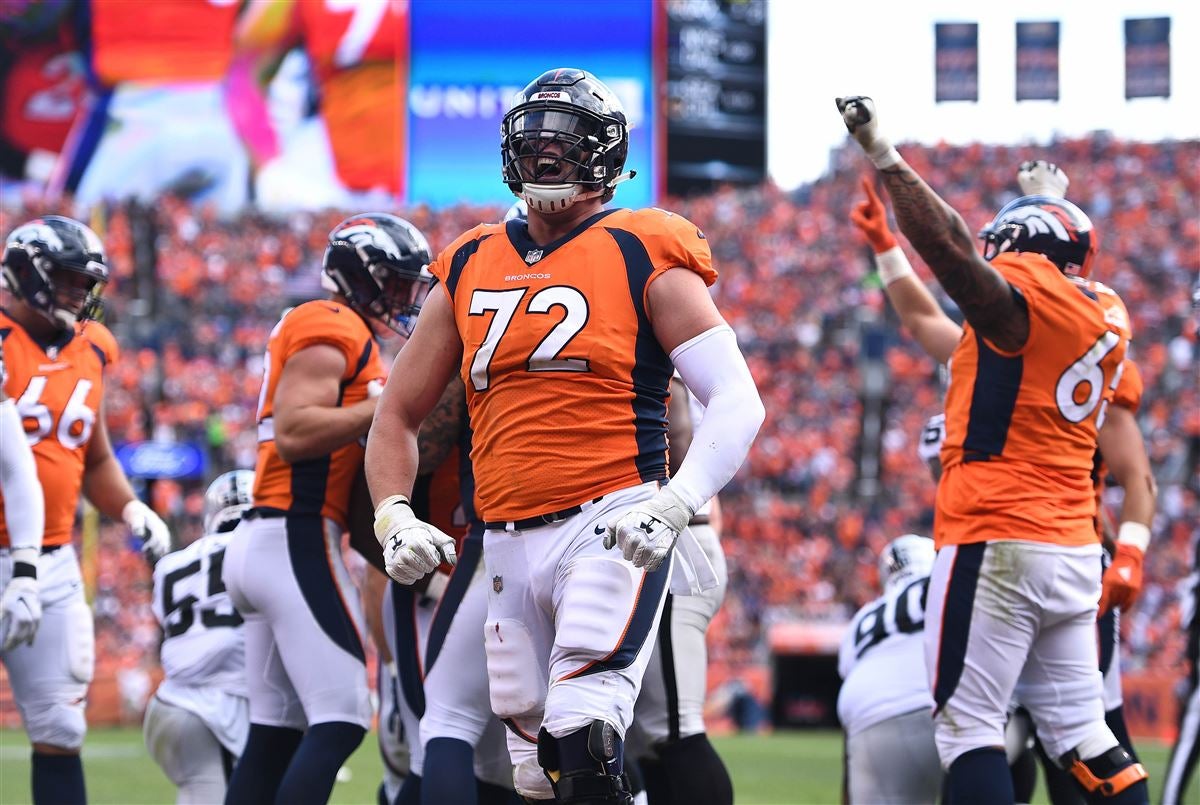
[0,312,117,548]
[937,253,1131,548]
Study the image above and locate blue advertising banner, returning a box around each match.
[935,23,979,103]
[408,0,658,209]
[115,441,206,480]
[1016,21,1060,101]
[1125,17,1171,99]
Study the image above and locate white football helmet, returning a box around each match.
[203,470,254,534]
[879,534,936,590]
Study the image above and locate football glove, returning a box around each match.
[1017,160,1069,199]
[1,549,41,652]
[124,500,171,565]
[604,486,694,572]
[1099,541,1145,614]
[835,96,900,168]
[374,496,457,586]
[850,176,898,253]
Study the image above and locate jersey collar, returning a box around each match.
[505,208,621,266]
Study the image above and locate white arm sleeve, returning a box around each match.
[668,325,764,514]
[0,398,44,552]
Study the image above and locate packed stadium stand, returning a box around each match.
[3,134,1197,726]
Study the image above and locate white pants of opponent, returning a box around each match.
[845,707,943,804]
[143,684,248,805]
[0,545,94,751]
[632,522,727,747]
[223,515,371,731]
[483,482,672,801]
[926,540,1114,769]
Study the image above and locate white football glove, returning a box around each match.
[1,549,41,652]
[835,95,900,168]
[374,496,457,586]
[123,500,171,565]
[1017,160,1069,199]
[603,486,694,572]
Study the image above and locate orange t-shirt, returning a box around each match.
[427,207,716,522]
[296,0,406,193]
[90,0,239,85]
[252,301,385,530]
[935,253,1131,548]
[0,313,117,547]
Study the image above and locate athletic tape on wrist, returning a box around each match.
[870,144,902,170]
[1117,522,1151,553]
[876,246,915,286]
[374,494,411,519]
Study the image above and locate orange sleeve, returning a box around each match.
[427,223,494,303]
[1113,358,1144,413]
[83,321,120,367]
[281,302,369,381]
[630,208,717,288]
[982,252,1058,358]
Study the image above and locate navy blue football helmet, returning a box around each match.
[2,215,108,331]
[978,195,1098,278]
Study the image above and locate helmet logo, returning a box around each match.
[1005,205,1073,242]
[524,249,544,265]
[14,223,64,251]
[339,224,403,263]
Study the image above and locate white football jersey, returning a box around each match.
[917,413,946,465]
[152,531,245,695]
[837,574,933,737]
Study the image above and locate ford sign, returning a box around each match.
[115,441,206,480]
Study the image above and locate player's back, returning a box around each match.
[252,300,385,529]
[837,575,932,737]
[152,531,244,693]
[0,313,115,547]
[427,207,716,522]
[88,0,239,85]
[937,253,1131,548]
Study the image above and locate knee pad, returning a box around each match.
[485,619,546,719]
[26,701,87,750]
[537,721,632,804]
[1061,746,1148,801]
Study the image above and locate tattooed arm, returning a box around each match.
[416,376,466,474]
[836,96,1029,352]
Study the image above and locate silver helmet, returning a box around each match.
[878,534,936,590]
[203,470,254,534]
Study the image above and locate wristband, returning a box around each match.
[1116,522,1150,553]
[374,494,411,518]
[876,246,915,286]
[868,142,903,170]
[13,561,37,580]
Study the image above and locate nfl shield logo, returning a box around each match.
[524,249,543,265]
[492,575,504,593]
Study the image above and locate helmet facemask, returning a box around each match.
[501,70,633,215]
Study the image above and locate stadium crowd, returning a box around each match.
[7,134,1197,702]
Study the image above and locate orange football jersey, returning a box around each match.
[427,207,716,522]
[252,301,385,530]
[0,312,117,547]
[90,0,239,85]
[936,253,1131,549]
[296,0,406,193]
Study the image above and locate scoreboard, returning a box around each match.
[665,0,767,196]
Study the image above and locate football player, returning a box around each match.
[233,0,406,208]
[222,213,432,805]
[1,215,172,805]
[839,96,1148,803]
[1164,530,1200,804]
[367,68,764,804]
[144,470,253,805]
[56,0,248,212]
[0,339,46,652]
[853,160,1155,805]
[838,534,942,803]
[630,374,733,805]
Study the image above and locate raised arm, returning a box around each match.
[850,177,962,363]
[836,96,1028,353]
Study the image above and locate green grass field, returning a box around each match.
[0,728,1186,804]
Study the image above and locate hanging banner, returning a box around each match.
[1125,17,1171,99]
[1016,21,1060,101]
[935,23,979,103]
